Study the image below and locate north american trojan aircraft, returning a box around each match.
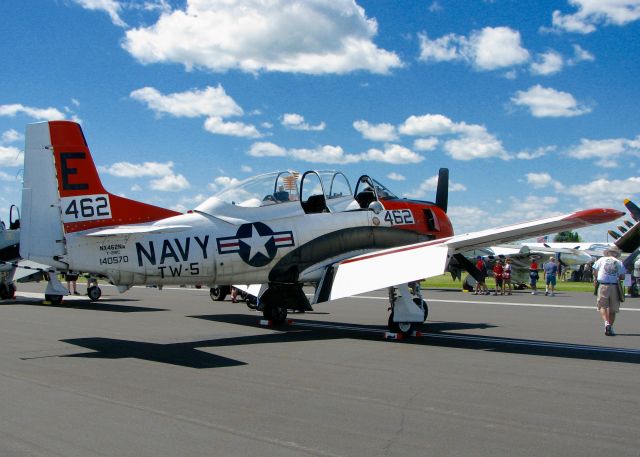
[19,121,623,334]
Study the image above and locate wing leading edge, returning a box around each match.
[329,208,622,301]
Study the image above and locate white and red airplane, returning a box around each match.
[19,121,623,334]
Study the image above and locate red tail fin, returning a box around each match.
[49,121,180,233]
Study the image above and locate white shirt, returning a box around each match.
[593,256,626,284]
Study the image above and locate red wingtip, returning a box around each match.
[567,208,625,224]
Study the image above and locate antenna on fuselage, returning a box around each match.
[435,168,449,213]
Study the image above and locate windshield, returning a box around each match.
[199,171,300,210]
[355,176,398,199]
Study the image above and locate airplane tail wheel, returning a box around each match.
[45,294,63,306]
[263,303,288,324]
[413,298,428,321]
[388,312,414,336]
[87,286,102,301]
[209,286,229,302]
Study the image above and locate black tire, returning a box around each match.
[245,295,259,310]
[45,294,63,306]
[388,312,414,335]
[87,286,102,301]
[263,302,288,324]
[210,286,230,302]
[0,283,10,300]
[413,297,429,321]
[7,283,16,299]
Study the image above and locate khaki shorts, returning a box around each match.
[597,284,621,313]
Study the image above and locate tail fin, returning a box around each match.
[20,121,180,265]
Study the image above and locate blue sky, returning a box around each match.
[1,0,639,241]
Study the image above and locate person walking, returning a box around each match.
[543,257,558,296]
[529,259,539,295]
[593,247,626,336]
[503,258,513,295]
[473,256,489,295]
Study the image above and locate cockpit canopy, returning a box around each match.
[194,170,396,217]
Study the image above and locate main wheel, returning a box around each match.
[45,294,63,306]
[87,286,102,301]
[388,312,414,335]
[245,295,259,310]
[413,297,429,321]
[209,286,230,302]
[263,302,288,324]
[0,283,14,300]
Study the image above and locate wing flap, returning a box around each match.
[329,242,450,301]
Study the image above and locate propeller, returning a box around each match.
[435,168,449,213]
[624,199,640,222]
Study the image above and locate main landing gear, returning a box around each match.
[387,282,428,336]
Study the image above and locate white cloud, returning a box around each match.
[565,135,640,167]
[353,120,398,141]
[248,142,287,157]
[443,128,509,161]
[565,177,640,207]
[399,114,455,136]
[122,0,402,75]
[511,85,592,117]
[130,86,243,118]
[0,103,65,121]
[418,26,530,71]
[72,0,127,27]
[387,172,406,181]
[413,137,439,151]
[405,175,466,199]
[0,146,23,167]
[208,176,242,192]
[361,144,423,164]
[248,142,422,164]
[0,170,20,182]
[282,113,326,131]
[203,117,262,138]
[99,161,175,178]
[525,172,565,191]
[515,145,556,160]
[551,0,640,34]
[530,50,564,75]
[1,129,23,144]
[569,44,595,64]
[150,173,190,192]
[241,165,253,173]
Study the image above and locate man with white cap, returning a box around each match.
[593,246,626,336]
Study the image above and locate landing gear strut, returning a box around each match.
[387,282,428,336]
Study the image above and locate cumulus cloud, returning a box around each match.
[353,120,398,141]
[150,173,190,192]
[399,113,509,161]
[282,113,326,131]
[418,26,530,71]
[565,135,640,167]
[515,145,556,160]
[569,44,595,64]
[404,175,466,199]
[72,0,127,27]
[208,176,242,192]
[511,85,591,117]
[530,50,564,75]
[387,172,406,181]
[130,86,243,118]
[1,129,23,144]
[248,142,423,164]
[0,146,23,167]
[565,177,640,207]
[0,103,66,121]
[122,0,402,75]
[99,161,176,178]
[131,85,261,138]
[525,172,565,191]
[551,0,640,34]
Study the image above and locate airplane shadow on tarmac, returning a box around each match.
[5,298,168,313]
[56,314,640,369]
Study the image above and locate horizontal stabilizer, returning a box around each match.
[85,225,192,237]
[329,242,450,301]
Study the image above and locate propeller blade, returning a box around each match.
[624,199,640,222]
[435,168,449,213]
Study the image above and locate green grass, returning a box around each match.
[421,274,597,293]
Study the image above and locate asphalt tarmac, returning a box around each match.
[1,282,639,457]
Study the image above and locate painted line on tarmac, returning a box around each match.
[353,294,640,312]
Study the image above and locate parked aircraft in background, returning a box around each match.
[19,121,623,334]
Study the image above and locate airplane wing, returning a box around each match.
[329,208,621,300]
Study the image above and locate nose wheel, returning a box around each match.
[387,283,428,336]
